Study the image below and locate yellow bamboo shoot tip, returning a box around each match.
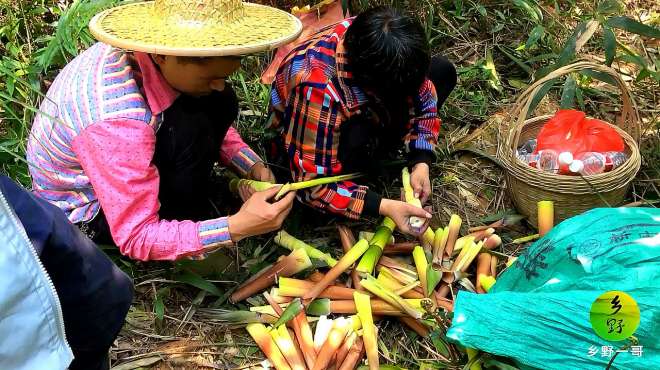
[537,200,554,237]
[412,246,429,297]
[479,275,497,292]
[246,323,292,370]
[354,292,379,370]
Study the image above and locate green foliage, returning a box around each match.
[0,0,119,185]
[519,0,659,116]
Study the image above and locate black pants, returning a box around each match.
[1,176,134,370]
[87,86,239,245]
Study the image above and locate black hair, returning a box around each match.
[344,6,430,98]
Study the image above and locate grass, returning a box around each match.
[1,0,658,369]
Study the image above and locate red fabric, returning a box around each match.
[535,109,624,155]
[261,1,347,84]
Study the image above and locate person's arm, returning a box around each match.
[72,119,233,261]
[405,78,441,168]
[272,82,382,219]
[405,79,441,204]
[219,126,264,177]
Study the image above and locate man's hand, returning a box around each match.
[379,198,432,236]
[227,186,296,242]
[410,162,431,204]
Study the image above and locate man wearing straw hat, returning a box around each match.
[26,0,303,263]
[268,6,457,234]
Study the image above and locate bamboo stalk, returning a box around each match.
[246,323,292,370]
[287,328,307,370]
[275,230,338,267]
[377,266,417,288]
[303,239,370,301]
[377,256,418,281]
[537,200,554,237]
[328,299,423,316]
[336,331,357,366]
[412,245,429,297]
[360,275,423,319]
[436,283,450,299]
[434,291,454,312]
[354,292,378,370]
[269,288,294,304]
[421,227,436,251]
[376,270,425,299]
[252,300,324,318]
[512,234,539,244]
[279,277,356,300]
[337,225,362,290]
[274,173,362,200]
[272,325,307,370]
[231,249,312,303]
[446,237,475,273]
[475,253,492,294]
[263,291,285,316]
[431,226,449,268]
[399,316,430,337]
[480,276,497,292]
[337,337,364,370]
[482,234,502,250]
[443,215,462,258]
[469,227,495,242]
[293,311,317,369]
[394,280,420,296]
[490,255,499,277]
[229,178,278,194]
[454,241,484,273]
[308,271,326,283]
[313,317,349,370]
[314,316,333,353]
[383,242,416,255]
[356,218,396,275]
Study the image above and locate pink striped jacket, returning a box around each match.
[27,42,261,260]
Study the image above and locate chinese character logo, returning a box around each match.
[589,291,640,341]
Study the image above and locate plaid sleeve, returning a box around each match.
[405,79,441,166]
[285,81,373,219]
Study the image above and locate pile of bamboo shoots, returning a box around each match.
[217,168,555,369]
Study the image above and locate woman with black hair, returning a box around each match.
[268,6,457,234]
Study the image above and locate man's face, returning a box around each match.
[152,55,242,96]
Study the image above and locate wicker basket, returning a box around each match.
[498,61,642,226]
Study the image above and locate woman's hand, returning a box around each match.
[379,198,431,235]
[228,186,296,242]
[410,162,431,204]
[239,162,277,201]
[248,162,276,183]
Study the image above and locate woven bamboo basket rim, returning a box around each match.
[498,61,642,194]
[89,1,303,56]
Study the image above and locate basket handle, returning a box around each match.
[506,61,641,155]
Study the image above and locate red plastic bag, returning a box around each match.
[261,0,347,84]
[534,109,624,155]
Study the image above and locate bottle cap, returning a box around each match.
[569,159,584,173]
[558,152,573,165]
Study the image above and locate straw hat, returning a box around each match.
[89,0,303,56]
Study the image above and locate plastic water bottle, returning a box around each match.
[569,152,628,175]
[519,149,557,173]
[517,139,537,156]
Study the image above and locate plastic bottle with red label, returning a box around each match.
[568,152,628,175]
